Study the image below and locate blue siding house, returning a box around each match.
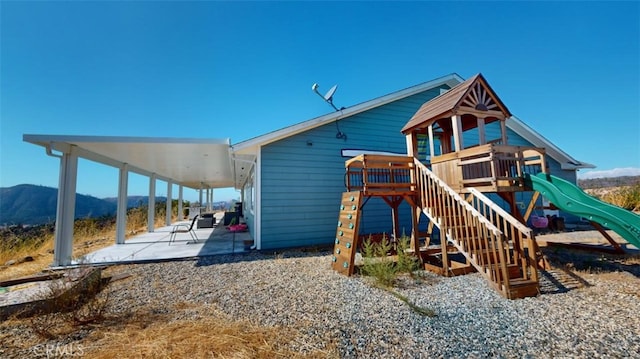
[232,73,593,250]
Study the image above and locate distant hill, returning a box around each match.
[0,184,208,226]
[0,184,117,225]
[102,195,167,208]
[578,176,640,189]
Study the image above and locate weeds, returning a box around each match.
[0,203,181,281]
[360,234,435,317]
[599,182,640,212]
[28,268,108,340]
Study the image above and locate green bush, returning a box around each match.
[361,234,396,287]
[360,234,435,317]
[395,234,420,274]
[361,234,419,287]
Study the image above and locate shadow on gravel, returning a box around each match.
[538,267,592,295]
[193,246,333,268]
[538,246,640,294]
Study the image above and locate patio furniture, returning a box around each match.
[169,215,199,245]
[197,212,215,228]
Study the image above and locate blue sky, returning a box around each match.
[1,1,639,203]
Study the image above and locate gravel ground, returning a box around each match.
[2,231,640,358]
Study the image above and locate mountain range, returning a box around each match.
[0,184,167,226]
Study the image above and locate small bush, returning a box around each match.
[361,234,420,287]
[395,234,420,274]
[360,234,435,317]
[361,234,396,287]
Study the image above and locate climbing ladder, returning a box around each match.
[332,191,363,275]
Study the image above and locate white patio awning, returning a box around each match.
[23,134,235,189]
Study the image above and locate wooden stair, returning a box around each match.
[414,159,540,299]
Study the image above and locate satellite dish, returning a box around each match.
[311,82,343,112]
[324,85,338,102]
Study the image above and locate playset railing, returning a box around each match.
[414,159,538,298]
[345,154,415,195]
[430,144,546,193]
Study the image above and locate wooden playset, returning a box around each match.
[331,73,640,299]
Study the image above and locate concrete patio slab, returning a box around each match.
[79,212,252,265]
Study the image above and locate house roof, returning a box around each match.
[232,72,593,181]
[401,73,511,133]
[505,117,595,170]
[23,73,594,194]
[232,73,465,155]
[23,135,235,189]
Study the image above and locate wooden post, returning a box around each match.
[391,197,401,244]
[477,117,486,145]
[428,125,436,158]
[411,205,422,263]
[452,115,464,151]
[406,133,418,158]
[500,119,508,145]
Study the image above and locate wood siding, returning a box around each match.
[259,88,446,249]
[258,88,580,249]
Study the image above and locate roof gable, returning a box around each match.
[401,73,511,133]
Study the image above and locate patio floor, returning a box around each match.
[80,212,252,265]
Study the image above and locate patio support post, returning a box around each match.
[208,189,213,212]
[451,115,464,151]
[477,117,486,145]
[115,163,128,244]
[178,186,183,220]
[199,185,203,212]
[165,181,172,226]
[148,174,156,232]
[53,145,78,266]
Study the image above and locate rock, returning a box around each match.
[4,259,16,266]
[22,256,34,262]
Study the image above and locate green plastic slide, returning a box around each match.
[524,173,640,249]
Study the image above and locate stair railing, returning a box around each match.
[466,188,539,283]
[413,159,512,296]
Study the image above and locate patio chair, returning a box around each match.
[169,215,199,245]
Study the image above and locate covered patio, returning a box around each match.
[22,134,253,266]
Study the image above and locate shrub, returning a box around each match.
[361,234,396,287]
[359,234,435,317]
[395,234,420,274]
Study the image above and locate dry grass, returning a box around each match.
[0,213,171,282]
[1,222,339,359]
[82,306,338,358]
[1,294,338,358]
